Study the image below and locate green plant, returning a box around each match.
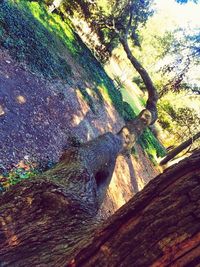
[123,101,137,121]
[0,162,40,192]
[138,128,166,164]
[0,1,71,79]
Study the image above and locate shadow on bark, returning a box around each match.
[126,156,139,193]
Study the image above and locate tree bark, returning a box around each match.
[67,149,200,267]
[160,131,200,165]
[0,112,151,267]
[119,36,158,124]
[0,135,200,266]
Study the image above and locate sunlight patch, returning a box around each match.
[0,105,5,116]
[16,95,26,104]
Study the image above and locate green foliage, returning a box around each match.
[132,76,146,91]
[138,128,166,164]
[123,101,137,121]
[158,93,200,150]
[0,163,40,193]
[175,107,200,131]
[0,158,57,193]
[158,115,172,130]
[130,146,138,158]
[61,0,154,57]
[0,1,72,79]
[159,28,200,96]
[157,99,174,131]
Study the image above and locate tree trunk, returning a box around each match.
[67,149,200,267]
[119,36,158,124]
[0,112,151,267]
[0,133,200,266]
[160,131,200,165]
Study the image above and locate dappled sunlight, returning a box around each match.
[0,105,5,116]
[0,0,199,264]
[71,114,84,127]
[97,85,110,100]
[104,103,118,125]
[0,216,20,247]
[73,85,124,138]
[102,156,136,213]
[75,89,90,114]
[86,126,96,140]
[16,95,26,104]
[0,46,124,179]
[107,178,128,209]
[1,0,163,226]
[132,146,159,186]
[101,145,159,217]
[8,235,19,246]
[26,196,33,205]
[71,113,96,141]
[27,1,75,44]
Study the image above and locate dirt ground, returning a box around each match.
[0,49,159,217]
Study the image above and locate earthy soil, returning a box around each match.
[0,48,159,217]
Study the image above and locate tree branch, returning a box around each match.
[119,36,158,123]
[125,1,134,37]
[160,131,200,165]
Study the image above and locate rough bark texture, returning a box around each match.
[68,150,200,267]
[160,131,200,165]
[0,111,150,266]
[0,143,199,266]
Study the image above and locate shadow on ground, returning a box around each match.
[0,49,158,217]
